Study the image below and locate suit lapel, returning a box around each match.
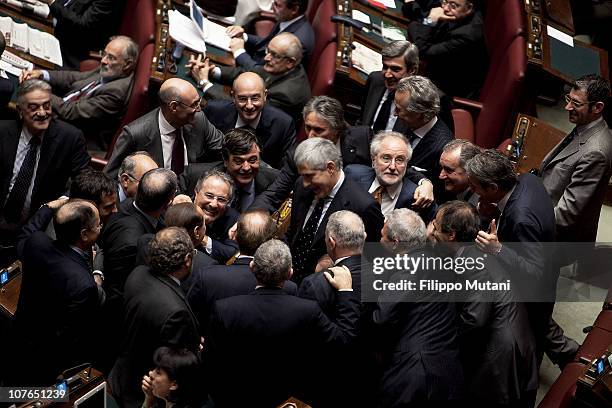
[150,110,165,166]
[314,180,349,243]
[544,121,606,170]
[395,178,416,209]
[365,76,386,124]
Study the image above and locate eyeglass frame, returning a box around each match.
[441,0,468,10]
[198,190,230,206]
[377,154,408,166]
[265,47,293,61]
[564,93,595,109]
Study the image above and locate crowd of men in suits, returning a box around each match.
[1,0,612,406]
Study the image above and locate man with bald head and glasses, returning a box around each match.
[104,77,224,180]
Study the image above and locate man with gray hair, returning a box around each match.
[375,207,464,405]
[394,75,454,195]
[20,35,139,146]
[116,151,159,202]
[206,239,358,407]
[0,79,90,266]
[287,137,384,281]
[439,139,481,203]
[345,131,437,222]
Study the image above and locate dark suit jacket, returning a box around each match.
[99,199,159,304]
[408,11,487,98]
[13,205,100,384]
[178,161,279,205]
[207,65,311,122]
[185,257,297,334]
[361,71,454,132]
[109,266,200,408]
[135,233,218,269]
[344,164,437,223]
[203,100,296,168]
[206,287,359,407]
[237,15,315,68]
[287,176,384,279]
[50,0,121,69]
[0,119,89,221]
[104,108,224,180]
[207,206,240,263]
[48,69,134,143]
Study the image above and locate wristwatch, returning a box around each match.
[199,78,210,88]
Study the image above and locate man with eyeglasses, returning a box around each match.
[345,131,437,223]
[192,170,240,263]
[104,77,224,180]
[202,72,296,169]
[116,151,159,202]
[188,32,311,121]
[0,79,90,267]
[179,129,279,216]
[540,74,612,245]
[407,0,487,98]
[20,36,138,147]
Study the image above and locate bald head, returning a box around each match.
[236,210,277,256]
[232,72,267,123]
[54,200,100,246]
[119,152,159,199]
[263,32,302,75]
[158,78,201,127]
[135,168,177,215]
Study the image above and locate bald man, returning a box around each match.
[105,78,224,179]
[189,32,311,121]
[203,72,295,168]
[115,152,159,202]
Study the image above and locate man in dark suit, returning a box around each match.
[251,96,434,213]
[104,78,224,180]
[109,227,200,408]
[287,137,384,281]
[0,79,90,266]
[179,129,279,213]
[50,0,121,69]
[21,36,138,145]
[345,131,437,223]
[428,201,538,407]
[394,75,454,196]
[361,40,454,133]
[226,0,314,68]
[12,200,102,385]
[439,139,481,204]
[187,210,296,334]
[408,0,487,98]
[466,150,578,368]
[189,32,311,121]
[205,239,359,407]
[192,170,240,262]
[202,72,295,168]
[115,151,158,202]
[374,208,464,405]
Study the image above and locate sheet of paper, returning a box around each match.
[168,9,206,53]
[0,16,12,41]
[351,41,383,75]
[28,28,62,66]
[547,25,573,47]
[352,9,371,24]
[381,21,405,41]
[203,18,232,51]
[11,22,28,51]
[377,0,397,9]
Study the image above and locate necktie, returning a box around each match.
[293,198,327,278]
[4,136,41,222]
[406,129,419,148]
[63,79,99,103]
[373,91,395,133]
[170,130,185,176]
[541,128,577,171]
[372,185,385,205]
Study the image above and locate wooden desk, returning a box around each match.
[0,270,21,319]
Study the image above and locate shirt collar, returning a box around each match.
[235,112,262,129]
[158,109,177,135]
[168,274,181,286]
[133,201,158,229]
[69,245,88,259]
[413,116,438,138]
[370,177,402,200]
[118,183,127,202]
[328,170,345,200]
[21,125,42,143]
[279,15,303,31]
[334,256,351,265]
[497,185,516,214]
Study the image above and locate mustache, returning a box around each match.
[33,114,50,121]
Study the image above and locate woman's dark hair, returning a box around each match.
[153,346,200,405]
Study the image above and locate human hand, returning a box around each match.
[47,197,69,211]
[228,222,237,241]
[325,265,352,290]
[141,373,154,399]
[315,254,333,273]
[19,69,43,83]
[475,219,502,255]
[428,7,449,23]
[186,55,215,83]
[412,179,434,209]
[229,37,245,53]
[226,25,245,38]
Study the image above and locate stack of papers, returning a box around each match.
[168,8,232,54]
[0,16,62,66]
[351,41,383,74]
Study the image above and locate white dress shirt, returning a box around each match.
[368,178,403,218]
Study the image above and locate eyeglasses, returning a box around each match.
[564,93,591,109]
[378,154,407,166]
[174,98,202,111]
[200,191,230,205]
[123,173,141,182]
[25,101,51,113]
[235,95,263,104]
[265,47,289,61]
[441,0,463,10]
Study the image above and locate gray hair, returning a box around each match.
[17,79,51,105]
[442,139,482,168]
[294,137,342,170]
[252,239,292,287]
[381,40,419,72]
[117,150,154,181]
[370,131,413,161]
[110,35,139,65]
[302,96,348,134]
[465,149,517,191]
[276,32,303,64]
[395,75,440,122]
[149,227,194,276]
[325,211,366,253]
[194,170,235,202]
[385,208,427,252]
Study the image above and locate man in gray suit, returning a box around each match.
[540,74,612,243]
[104,78,224,180]
[20,35,137,145]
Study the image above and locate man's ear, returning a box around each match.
[328,235,337,251]
[249,260,255,271]
[288,267,293,280]
[326,161,336,174]
[123,58,135,74]
[592,101,605,115]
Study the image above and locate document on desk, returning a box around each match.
[168,9,207,53]
[28,27,62,66]
[203,19,231,51]
[351,41,383,75]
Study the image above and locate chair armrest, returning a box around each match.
[90,157,108,171]
[259,10,277,19]
[451,108,475,142]
[452,96,484,111]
